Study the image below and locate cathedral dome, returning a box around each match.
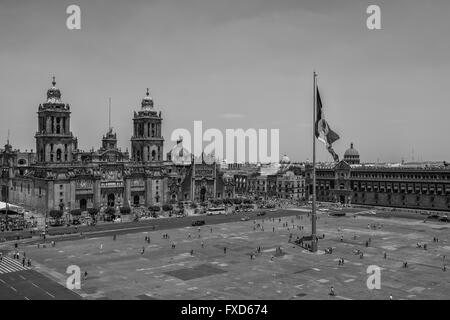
[141,88,154,110]
[46,76,62,103]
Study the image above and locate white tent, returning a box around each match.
[0,201,22,212]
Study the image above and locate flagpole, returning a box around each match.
[311,71,318,252]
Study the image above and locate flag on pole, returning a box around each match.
[315,87,340,162]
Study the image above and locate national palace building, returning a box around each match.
[0,78,236,213]
[305,143,450,212]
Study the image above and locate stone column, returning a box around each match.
[145,178,152,206]
[93,179,101,208]
[124,178,131,208]
[46,117,51,133]
[47,181,55,210]
[70,180,76,210]
[66,117,70,134]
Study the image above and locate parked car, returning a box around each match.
[240,216,250,221]
[439,215,449,222]
[192,220,205,226]
[257,211,266,216]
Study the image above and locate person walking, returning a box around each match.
[329,286,335,296]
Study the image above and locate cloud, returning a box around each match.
[219,113,246,119]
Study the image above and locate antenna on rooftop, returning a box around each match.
[108,97,112,131]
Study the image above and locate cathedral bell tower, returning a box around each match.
[131,88,164,162]
[35,77,78,163]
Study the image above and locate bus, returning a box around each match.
[206,207,226,215]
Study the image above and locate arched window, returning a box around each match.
[56,117,61,134]
[57,149,62,161]
[152,150,156,161]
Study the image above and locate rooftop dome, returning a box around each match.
[344,143,360,164]
[344,143,359,157]
[141,88,154,110]
[280,154,291,164]
[46,76,62,103]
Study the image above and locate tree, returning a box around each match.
[233,198,242,205]
[149,205,161,217]
[190,203,198,209]
[88,208,99,216]
[120,207,131,214]
[104,207,116,216]
[49,210,63,219]
[70,209,82,216]
[162,204,173,212]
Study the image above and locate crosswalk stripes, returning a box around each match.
[0,256,29,274]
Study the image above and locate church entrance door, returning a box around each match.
[108,194,115,207]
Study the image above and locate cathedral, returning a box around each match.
[0,78,235,214]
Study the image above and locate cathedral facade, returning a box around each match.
[0,78,234,214]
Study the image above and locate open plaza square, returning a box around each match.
[9,208,449,300]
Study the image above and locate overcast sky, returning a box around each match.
[1,0,449,163]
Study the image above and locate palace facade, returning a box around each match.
[305,144,450,211]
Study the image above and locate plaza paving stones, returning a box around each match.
[14,209,450,300]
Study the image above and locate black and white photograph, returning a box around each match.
[0,0,449,309]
